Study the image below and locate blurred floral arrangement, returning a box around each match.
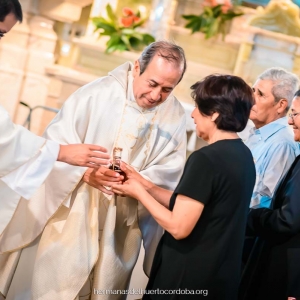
[92,4,155,53]
[182,0,243,39]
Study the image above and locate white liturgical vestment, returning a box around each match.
[0,62,187,300]
[0,105,59,236]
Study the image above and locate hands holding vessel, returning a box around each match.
[111,162,149,199]
[83,161,150,199]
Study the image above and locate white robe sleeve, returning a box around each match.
[0,105,46,177]
[1,140,59,200]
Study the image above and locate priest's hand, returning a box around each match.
[57,144,110,168]
[83,166,124,195]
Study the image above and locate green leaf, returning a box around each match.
[185,20,197,29]
[129,36,143,50]
[106,44,119,53]
[91,17,103,24]
[101,29,118,36]
[116,43,128,51]
[184,18,201,33]
[182,14,200,20]
[192,16,203,33]
[106,42,128,53]
[130,32,144,40]
[121,35,131,49]
[132,18,146,29]
[211,4,223,17]
[106,4,117,26]
[142,33,155,45]
[219,20,228,40]
[121,28,135,35]
[106,33,122,49]
[222,11,243,21]
[205,17,221,39]
[91,16,116,31]
[203,6,214,17]
[93,21,117,35]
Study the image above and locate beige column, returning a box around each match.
[148,0,178,40]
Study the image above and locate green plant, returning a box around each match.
[92,4,155,53]
[182,0,243,39]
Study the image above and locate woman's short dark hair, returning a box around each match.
[191,74,254,132]
[0,0,23,22]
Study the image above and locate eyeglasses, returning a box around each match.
[288,111,300,121]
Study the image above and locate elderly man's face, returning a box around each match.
[132,54,182,109]
[288,96,300,141]
[250,79,285,128]
[0,13,17,40]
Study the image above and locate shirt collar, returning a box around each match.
[251,117,289,141]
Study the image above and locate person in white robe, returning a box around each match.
[0,0,110,236]
[0,41,187,300]
[0,106,110,233]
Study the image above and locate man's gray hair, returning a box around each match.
[258,67,300,109]
[138,40,187,84]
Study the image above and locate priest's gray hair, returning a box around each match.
[258,67,299,109]
[138,40,187,84]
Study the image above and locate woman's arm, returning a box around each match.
[112,179,204,239]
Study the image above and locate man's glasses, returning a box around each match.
[288,111,300,121]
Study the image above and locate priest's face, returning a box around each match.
[0,13,18,40]
[132,55,182,109]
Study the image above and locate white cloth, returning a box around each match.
[1,140,59,200]
[0,105,59,236]
[0,105,45,177]
[0,62,187,300]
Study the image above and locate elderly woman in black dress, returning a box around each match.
[112,74,256,299]
[239,91,300,300]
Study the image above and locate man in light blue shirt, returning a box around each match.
[241,67,300,268]
[246,118,299,208]
[245,67,300,209]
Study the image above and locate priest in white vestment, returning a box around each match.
[0,41,187,300]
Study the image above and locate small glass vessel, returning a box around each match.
[109,147,126,178]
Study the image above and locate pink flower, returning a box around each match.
[121,7,141,27]
[122,7,134,17]
[121,16,135,27]
[202,0,232,11]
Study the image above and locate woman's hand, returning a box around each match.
[119,162,153,191]
[111,178,146,200]
[57,144,110,168]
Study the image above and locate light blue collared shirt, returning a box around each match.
[245,117,300,208]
